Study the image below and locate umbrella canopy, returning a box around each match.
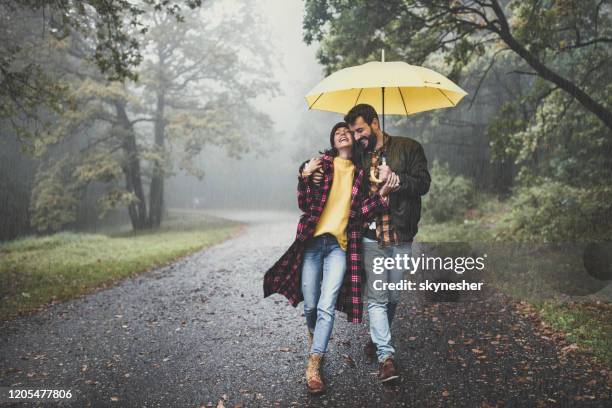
[304,58,468,129]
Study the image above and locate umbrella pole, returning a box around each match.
[382,86,385,133]
[381,50,386,134]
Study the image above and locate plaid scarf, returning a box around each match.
[368,133,400,247]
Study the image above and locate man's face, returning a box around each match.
[349,116,376,151]
[333,126,353,149]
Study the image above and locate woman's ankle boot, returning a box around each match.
[305,353,325,394]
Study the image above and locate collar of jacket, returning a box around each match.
[377,132,392,153]
[366,132,392,164]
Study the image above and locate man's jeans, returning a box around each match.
[301,233,347,355]
[363,236,413,362]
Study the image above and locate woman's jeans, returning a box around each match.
[301,233,347,355]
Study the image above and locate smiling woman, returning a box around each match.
[263,120,396,394]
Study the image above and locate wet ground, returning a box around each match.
[1,211,610,407]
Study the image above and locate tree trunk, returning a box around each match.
[115,101,148,230]
[148,88,166,228]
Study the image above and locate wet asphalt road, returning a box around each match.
[1,211,610,407]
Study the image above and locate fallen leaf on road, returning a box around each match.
[342,354,356,368]
[561,344,579,354]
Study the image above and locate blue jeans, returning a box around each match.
[301,233,347,355]
[363,237,413,362]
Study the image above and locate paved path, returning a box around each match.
[1,211,610,407]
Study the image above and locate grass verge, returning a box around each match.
[417,197,611,366]
[539,300,612,365]
[0,210,242,320]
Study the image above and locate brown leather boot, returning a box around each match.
[307,330,313,349]
[305,353,325,394]
[378,356,399,383]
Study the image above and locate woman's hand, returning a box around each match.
[302,157,322,178]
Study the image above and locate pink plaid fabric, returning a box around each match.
[263,153,388,323]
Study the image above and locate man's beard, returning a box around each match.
[352,138,371,164]
[358,133,377,152]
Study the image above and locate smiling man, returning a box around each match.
[344,103,431,383]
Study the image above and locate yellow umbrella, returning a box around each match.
[305,51,468,131]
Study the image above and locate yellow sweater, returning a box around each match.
[313,156,355,251]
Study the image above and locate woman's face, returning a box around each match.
[333,126,353,150]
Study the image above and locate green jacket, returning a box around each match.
[362,133,431,243]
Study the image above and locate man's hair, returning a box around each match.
[344,104,379,126]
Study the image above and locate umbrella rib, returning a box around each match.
[398,87,409,116]
[353,88,364,107]
[308,93,324,110]
[437,88,455,106]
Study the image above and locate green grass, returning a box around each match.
[540,300,612,365]
[0,210,242,320]
[418,196,611,366]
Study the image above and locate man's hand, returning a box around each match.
[388,172,401,192]
[379,172,400,197]
[377,164,392,182]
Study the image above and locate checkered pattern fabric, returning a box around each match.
[263,153,388,323]
[368,134,400,247]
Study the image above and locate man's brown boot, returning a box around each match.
[305,353,325,394]
[378,356,399,383]
[307,330,313,349]
[364,339,377,359]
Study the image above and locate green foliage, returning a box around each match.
[497,179,612,242]
[29,157,79,233]
[491,88,612,188]
[0,1,203,145]
[422,160,475,222]
[29,146,130,232]
[303,1,612,118]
